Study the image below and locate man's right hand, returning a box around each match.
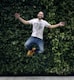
[14,13,20,19]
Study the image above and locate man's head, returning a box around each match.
[37,11,44,19]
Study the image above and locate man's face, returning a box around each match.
[37,11,44,19]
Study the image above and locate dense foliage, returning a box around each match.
[0,0,74,75]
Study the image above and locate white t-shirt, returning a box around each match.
[28,18,51,39]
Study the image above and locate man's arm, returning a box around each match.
[14,13,30,25]
[48,22,65,28]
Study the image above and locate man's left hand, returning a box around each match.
[59,22,65,27]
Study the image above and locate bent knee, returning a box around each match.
[38,49,44,53]
[24,43,29,48]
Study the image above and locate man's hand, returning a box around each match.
[14,13,30,25]
[14,13,20,19]
[58,22,65,27]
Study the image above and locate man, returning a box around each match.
[14,11,65,56]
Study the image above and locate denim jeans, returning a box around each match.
[24,37,44,53]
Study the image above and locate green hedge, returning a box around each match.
[0,0,74,75]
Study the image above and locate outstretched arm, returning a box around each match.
[48,22,65,28]
[14,13,30,25]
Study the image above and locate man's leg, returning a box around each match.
[24,37,33,50]
[35,38,44,54]
[24,37,36,56]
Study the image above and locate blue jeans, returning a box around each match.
[24,37,44,53]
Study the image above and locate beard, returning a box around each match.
[38,16,43,19]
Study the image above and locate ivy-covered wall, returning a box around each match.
[0,0,74,75]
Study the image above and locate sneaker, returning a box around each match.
[27,48,36,56]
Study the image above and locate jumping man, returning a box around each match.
[14,11,65,56]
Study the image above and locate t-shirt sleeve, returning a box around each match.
[28,19,34,24]
[45,21,51,28]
